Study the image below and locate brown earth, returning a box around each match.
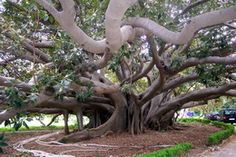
[1,123,221,157]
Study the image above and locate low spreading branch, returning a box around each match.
[0,76,32,92]
[153,82,236,118]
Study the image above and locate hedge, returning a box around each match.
[137,118,234,157]
[137,143,192,157]
[208,121,234,145]
[179,118,235,145]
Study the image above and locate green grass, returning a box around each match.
[0,125,77,132]
[138,118,235,157]
[137,143,192,157]
[208,121,234,145]
[179,118,235,145]
[178,118,211,124]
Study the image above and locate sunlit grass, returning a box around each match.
[0,124,77,132]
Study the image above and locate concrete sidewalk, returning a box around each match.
[201,135,236,157]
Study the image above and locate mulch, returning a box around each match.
[1,123,221,157]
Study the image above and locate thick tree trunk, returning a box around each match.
[59,90,181,143]
[145,109,176,130]
[59,92,127,143]
[142,92,178,130]
[127,95,144,134]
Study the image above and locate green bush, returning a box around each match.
[179,118,235,145]
[137,143,192,157]
[208,122,234,145]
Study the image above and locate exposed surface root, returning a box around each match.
[13,131,74,157]
[13,131,174,156]
[5,124,220,157]
[36,139,171,149]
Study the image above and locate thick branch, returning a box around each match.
[169,55,236,75]
[126,5,236,44]
[0,76,32,92]
[27,108,66,114]
[162,73,198,92]
[105,0,137,52]
[79,77,120,94]
[0,92,53,124]
[36,0,139,55]
[153,82,236,118]
[3,31,50,63]
[224,90,236,96]
[36,0,107,54]
[181,101,206,109]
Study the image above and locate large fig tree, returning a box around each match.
[0,0,236,142]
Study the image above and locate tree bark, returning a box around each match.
[59,92,127,143]
[63,111,69,135]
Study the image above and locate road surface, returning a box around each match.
[201,135,236,157]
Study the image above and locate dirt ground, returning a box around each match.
[1,123,221,157]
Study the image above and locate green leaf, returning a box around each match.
[0,142,8,147]
[23,121,29,130]
[0,135,4,141]
[13,122,22,131]
[4,120,11,126]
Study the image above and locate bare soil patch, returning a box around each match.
[1,123,221,157]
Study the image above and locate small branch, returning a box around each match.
[0,56,17,65]
[25,39,55,48]
[47,114,60,126]
[138,37,166,105]
[121,53,146,85]
[35,0,59,18]
[22,40,51,63]
[224,22,236,29]
[174,0,210,20]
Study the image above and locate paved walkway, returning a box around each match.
[201,135,236,157]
